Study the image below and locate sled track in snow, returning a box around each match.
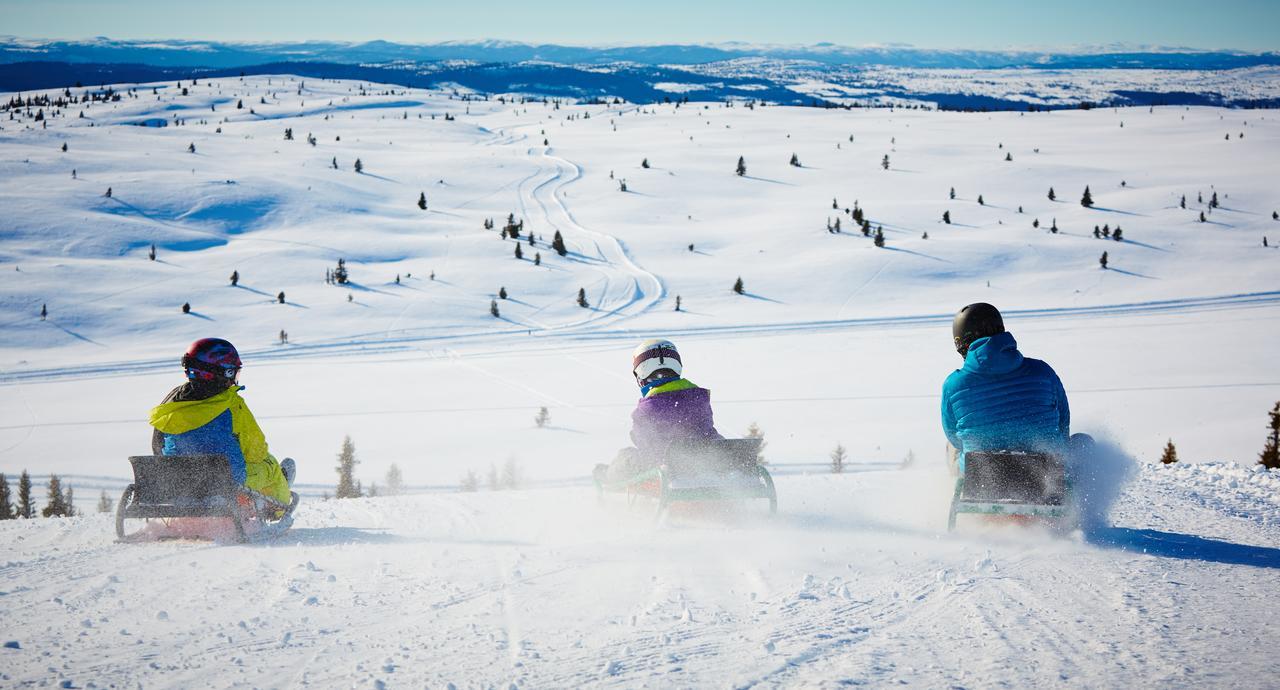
[2,290,1278,385]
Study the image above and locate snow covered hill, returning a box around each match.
[0,74,1277,687]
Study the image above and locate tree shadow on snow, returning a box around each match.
[1108,267,1157,280]
[742,291,785,304]
[48,320,105,346]
[1086,527,1280,570]
[234,284,272,297]
[741,175,796,187]
[1089,206,1147,217]
[186,311,215,321]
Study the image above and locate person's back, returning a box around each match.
[597,339,723,484]
[941,304,1069,468]
[631,377,723,459]
[149,338,292,504]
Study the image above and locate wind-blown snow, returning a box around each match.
[0,75,1277,686]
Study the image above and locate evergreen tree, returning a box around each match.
[1210,191,1220,209]
[40,304,47,320]
[460,470,479,492]
[1081,186,1094,208]
[1260,401,1280,470]
[1100,251,1108,269]
[1113,227,1123,241]
[1051,218,1059,233]
[873,227,885,247]
[733,277,744,294]
[977,195,985,206]
[148,244,156,261]
[641,158,650,168]
[833,197,839,209]
[498,286,508,300]
[277,291,286,304]
[182,302,191,314]
[675,295,682,311]
[515,243,523,260]
[417,192,427,210]
[42,475,70,517]
[943,210,951,224]
[1005,152,1012,162]
[230,270,239,286]
[735,156,746,176]
[830,444,846,474]
[949,187,956,200]
[535,407,550,428]
[881,154,890,170]
[1272,211,1278,221]
[354,158,363,173]
[95,489,113,514]
[366,483,379,498]
[335,435,360,498]
[577,287,589,308]
[501,457,522,490]
[385,464,403,496]
[745,423,767,464]
[1181,195,1187,209]
[17,470,33,518]
[1048,187,1056,201]
[1159,439,1178,465]
[552,231,567,256]
[1200,211,1207,223]
[534,252,542,266]
[490,300,500,318]
[0,473,13,519]
[789,152,800,167]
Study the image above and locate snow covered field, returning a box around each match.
[1,76,1278,686]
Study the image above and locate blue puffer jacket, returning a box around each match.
[941,331,1069,464]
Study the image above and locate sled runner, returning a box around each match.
[595,438,777,517]
[947,449,1067,530]
[116,454,298,543]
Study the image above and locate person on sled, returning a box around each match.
[941,303,1090,474]
[148,338,294,506]
[595,339,724,484]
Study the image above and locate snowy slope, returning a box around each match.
[2,463,1278,688]
[0,75,1278,687]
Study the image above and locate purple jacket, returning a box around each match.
[630,379,724,458]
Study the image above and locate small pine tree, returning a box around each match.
[501,457,522,490]
[535,406,550,428]
[745,423,767,464]
[1005,152,1012,162]
[277,291,286,304]
[17,470,33,518]
[42,475,70,517]
[40,304,47,320]
[534,252,541,265]
[1259,401,1280,470]
[1159,439,1178,465]
[366,483,379,498]
[230,270,239,286]
[977,195,985,206]
[1210,192,1219,209]
[460,470,479,492]
[881,154,890,170]
[789,152,800,167]
[552,231,567,256]
[1113,227,1123,241]
[1081,186,1094,208]
[182,302,191,314]
[385,464,403,496]
[577,287,589,308]
[498,286,508,300]
[736,156,747,176]
[96,489,113,514]
[943,210,951,224]
[490,300,500,318]
[873,227,885,248]
[1100,251,1108,269]
[354,158,363,173]
[641,158,650,168]
[417,192,427,210]
[949,187,956,200]
[732,277,744,294]
[675,295,682,311]
[1048,187,1056,201]
[148,244,156,261]
[1200,211,1207,223]
[830,444,846,474]
[833,197,839,209]
[335,435,360,498]
[1033,218,1040,229]
[0,473,13,519]
[515,244,524,260]
[1181,195,1187,209]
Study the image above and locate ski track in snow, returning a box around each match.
[2,289,1276,385]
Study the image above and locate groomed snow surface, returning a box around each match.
[1,76,1278,687]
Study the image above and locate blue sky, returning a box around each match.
[2,0,1277,51]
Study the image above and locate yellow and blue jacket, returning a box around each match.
[149,385,290,504]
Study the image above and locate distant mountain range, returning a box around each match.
[4,36,1279,70]
[3,37,1279,109]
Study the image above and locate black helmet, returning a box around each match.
[952,303,1004,357]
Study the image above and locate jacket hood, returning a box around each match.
[149,385,243,434]
[962,331,1024,375]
